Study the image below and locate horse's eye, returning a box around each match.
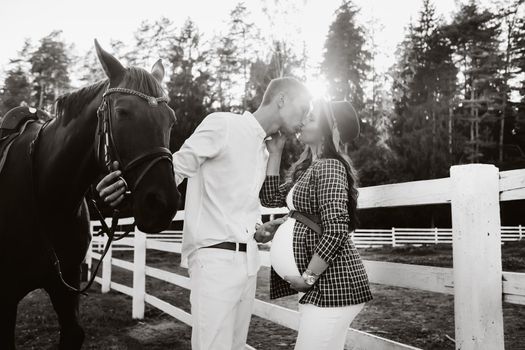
[115,109,130,118]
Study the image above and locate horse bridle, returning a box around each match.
[95,87,174,193]
[76,87,176,293]
[30,87,175,295]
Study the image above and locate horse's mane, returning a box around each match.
[55,80,107,124]
[55,67,167,124]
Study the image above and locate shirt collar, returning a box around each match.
[243,111,267,140]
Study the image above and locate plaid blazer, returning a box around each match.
[260,158,373,307]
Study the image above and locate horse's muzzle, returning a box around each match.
[131,163,179,233]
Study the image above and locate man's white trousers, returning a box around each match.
[188,248,256,350]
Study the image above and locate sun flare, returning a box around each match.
[305,77,329,100]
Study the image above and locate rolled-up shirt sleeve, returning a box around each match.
[314,159,351,264]
[259,175,288,208]
[172,114,229,186]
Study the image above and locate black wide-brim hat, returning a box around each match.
[328,101,360,143]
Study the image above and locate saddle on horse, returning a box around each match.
[0,106,51,175]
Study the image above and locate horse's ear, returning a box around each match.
[94,39,126,82]
[151,59,165,83]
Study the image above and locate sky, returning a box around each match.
[0,0,480,94]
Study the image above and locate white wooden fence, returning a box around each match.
[86,164,525,350]
[91,225,524,251]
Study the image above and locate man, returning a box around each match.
[96,77,311,350]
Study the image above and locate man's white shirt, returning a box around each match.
[172,111,268,276]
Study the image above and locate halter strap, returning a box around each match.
[122,146,173,191]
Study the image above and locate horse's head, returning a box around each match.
[94,40,180,233]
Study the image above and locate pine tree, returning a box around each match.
[352,73,396,186]
[390,0,457,180]
[507,2,525,165]
[514,16,525,99]
[211,34,240,111]
[228,2,260,109]
[167,19,215,151]
[0,67,31,115]
[321,0,370,111]
[350,16,396,186]
[29,30,71,110]
[444,2,504,163]
[127,17,177,70]
[0,41,33,114]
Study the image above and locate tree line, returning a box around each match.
[1,0,524,226]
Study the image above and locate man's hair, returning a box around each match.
[261,77,310,106]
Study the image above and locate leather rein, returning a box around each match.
[30,87,173,295]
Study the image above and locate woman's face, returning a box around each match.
[297,103,323,146]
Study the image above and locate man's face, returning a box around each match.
[278,93,312,135]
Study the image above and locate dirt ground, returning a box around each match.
[14,241,525,350]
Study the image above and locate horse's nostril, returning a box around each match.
[134,187,177,233]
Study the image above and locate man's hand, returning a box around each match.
[254,217,286,243]
[95,161,126,207]
[284,276,311,292]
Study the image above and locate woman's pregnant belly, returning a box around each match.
[270,218,301,279]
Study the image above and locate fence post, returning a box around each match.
[85,223,93,276]
[101,235,113,293]
[391,227,396,247]
[434,227,439,244]
[133,229,147,319]
[450,164,504,350]
[519,225,522,241]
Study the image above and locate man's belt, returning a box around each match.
[289,210,322,234]
[203,242,247,252]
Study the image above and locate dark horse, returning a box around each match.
[0,41,180,349]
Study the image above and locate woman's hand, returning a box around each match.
[266,131,287,154]
[265,132,286,176]
[284,276,312,292]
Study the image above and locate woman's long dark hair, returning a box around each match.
[284,101,359,231]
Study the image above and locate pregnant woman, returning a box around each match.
[259,99,373,350]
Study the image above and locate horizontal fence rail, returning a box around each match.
[91,224,523,251]
[85,165,525,350]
